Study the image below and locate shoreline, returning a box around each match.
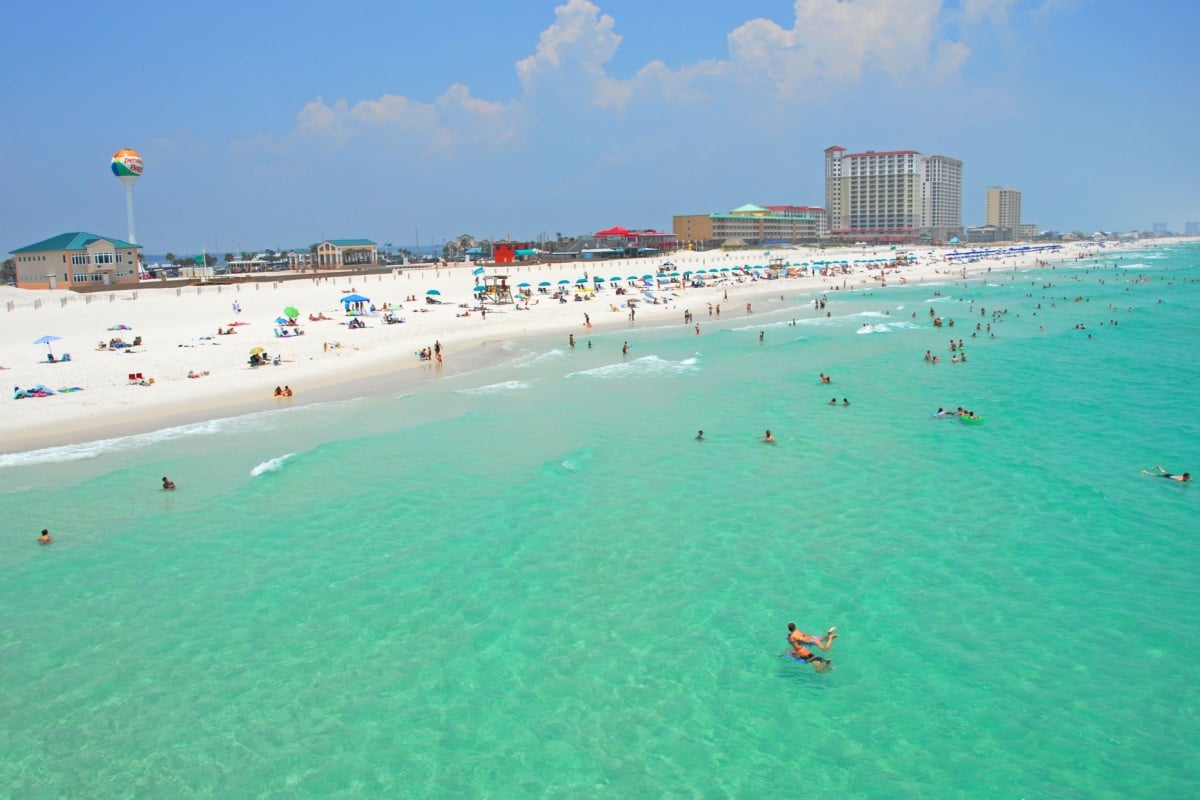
[0,241,1173,455]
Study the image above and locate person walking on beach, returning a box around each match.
[1143,465,1191,482]
[38,529,52,544]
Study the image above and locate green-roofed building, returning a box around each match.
[313,239,378,269]
[9,232,143,290]
[672,203,828,249]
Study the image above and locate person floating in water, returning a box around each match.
[162,476,176,490]
[1142,465,1191,482]
[787,622,837,672]
[695,430,704,441]
[38,529,52,544]
[763,429,775,443]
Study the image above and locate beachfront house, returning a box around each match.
[10,232,143,290]
[313,239,378,270]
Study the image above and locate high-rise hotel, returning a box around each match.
[824,146,962,242]
[985,187,1022,239]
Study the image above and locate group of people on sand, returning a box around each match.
[273,385,294,397]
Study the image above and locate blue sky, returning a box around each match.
[3,0,1197,255]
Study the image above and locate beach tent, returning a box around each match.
[341,293,370,306]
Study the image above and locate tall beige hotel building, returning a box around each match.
[985,187,1022,238]
[824,145,963,243]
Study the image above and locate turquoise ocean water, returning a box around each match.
[2,244,1198,798]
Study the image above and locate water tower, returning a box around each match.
[111,148,143,244]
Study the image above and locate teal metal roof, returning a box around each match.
[11,231,142,254]
[729,203,768,213]
[324,238,376,247]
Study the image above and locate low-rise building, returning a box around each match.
[10,231,142,290]
[672,203,827,249]
[313,239,377,269]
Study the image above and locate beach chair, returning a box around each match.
[128,373,138,384]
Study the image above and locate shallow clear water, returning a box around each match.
[2,244,1199,798]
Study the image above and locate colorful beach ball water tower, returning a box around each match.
[111,148,143,244]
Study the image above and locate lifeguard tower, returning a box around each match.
[481,275,514,304]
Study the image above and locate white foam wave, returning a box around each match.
[0,399,359,469]
[251,453,296,477]
[513,347,566,369]
[0,414,268,469]
[455,380,532,395]
[567,354,701,380]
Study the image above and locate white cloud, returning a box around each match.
[262,0,982,153]
[724,0,969,94]
[516,0,622,86]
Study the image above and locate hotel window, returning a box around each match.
[73,272,88,281]
[71,253,89,266]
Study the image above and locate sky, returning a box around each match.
[3,0,1198,256]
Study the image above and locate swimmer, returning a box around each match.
[695,430,704,441]
[38,529,52,544]
[787,622,837,673]
[1142,465,1192,482]
[842,398,850,406]
[162,476,176,490]
[763,430,775,443]
[829,398,837,405]
[820,373,831,384]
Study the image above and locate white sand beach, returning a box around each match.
[0,241,1137,453]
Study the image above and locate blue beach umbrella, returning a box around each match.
[34,334,61,359]
[558,279,570,285]
[593,275,604,282]
[474,285,487,292]
[575,277,587,284]
[610,275,622,282]
[518,282,531,288]
[426,289,441,295]
[275,317,289,325]
[472,267,485,276]
[539,280,552,286]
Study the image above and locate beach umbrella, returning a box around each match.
[472,267,485,276]
[627,275,638,281]
[593,275,604,282]
[474,285,487,292]
[517,282,531,288]
[426,289,441,295]
[609,275,622,282]
[275,317,289,325]
[642,274,654,280]
[283,306,299,319]
[249,346,265,355]
[539,281,552,287]
[34,334,61,359]
[575,277,587,284]
[558,279,570,285]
